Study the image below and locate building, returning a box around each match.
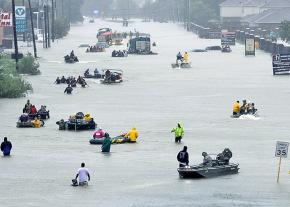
[241,7,290,28]
[220,0,290,24]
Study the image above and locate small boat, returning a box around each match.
[221,47,232,53]
[64,56,79,64]
[66,120,96,130]
[100,69,123,84]
[28,111,50,120]
[178,163,239,178]
[16,120,44,128]
[231,111,258,119]
[84,73,103,79]
[89,135,136,145]
[171,62,192,69]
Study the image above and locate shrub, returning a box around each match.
[0,56,32,98]
[18,53,40,75]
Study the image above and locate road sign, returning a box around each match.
[15,6,26,19]
[275,141,289,158]
[272,54,290,75]
[15,6,26,33]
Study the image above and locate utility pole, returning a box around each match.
[47,4,50,47]
[187,0,191,31]
[69,0,71,29]
[28,0,37,58]
[22,0,26,42]
[51,0,55,42]
[12,0,19,70]
[44,4,48,48]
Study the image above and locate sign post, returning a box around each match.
[272,54,290,75]
[275,141,289,182]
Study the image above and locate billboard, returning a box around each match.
[245,37,255,56]
[221,32,236,45]
[0,13,13,27]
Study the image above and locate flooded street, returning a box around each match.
[1,19,290,206]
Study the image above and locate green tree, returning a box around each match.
[280,21,290,43]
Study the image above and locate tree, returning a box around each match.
[280,21,290,43]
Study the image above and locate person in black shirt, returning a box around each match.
[1,137,12,156]
[177,146,189,167]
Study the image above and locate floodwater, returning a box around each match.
[1,19,290,207]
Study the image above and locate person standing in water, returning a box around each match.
[171,123,184,143]
[177,146,189,167]
[1,137,12,156]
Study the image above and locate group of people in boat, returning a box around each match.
[111,50,127,57]
[177,146,233,167]
[176,51,190,64]
[91,127,139,152]
[56,112,96,130]
[86,45,104,53]
[64,50,79,62]
[104,69,122,83]
[221,44,231,52]
[22,100,49,117]
[84,68,103,78]
[19,100,48,127]
[232,100,257,116]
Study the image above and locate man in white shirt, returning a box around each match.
[75,163,90,186]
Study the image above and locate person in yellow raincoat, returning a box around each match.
[32,117,42,128]
[171,123,184,143]
[183,52,189,63]
[232,101,240,115]
[84,113,92,122]
[125,127,139,142]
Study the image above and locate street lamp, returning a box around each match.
[33,12,39,30]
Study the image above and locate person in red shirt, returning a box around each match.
[30,105,37,114]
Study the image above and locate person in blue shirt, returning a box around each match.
[1,137,12,156]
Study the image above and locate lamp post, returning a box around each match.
[33,12,39,30]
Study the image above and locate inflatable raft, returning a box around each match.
[171,62,192,69]
[89,135,135,145]
[16,120,44,128]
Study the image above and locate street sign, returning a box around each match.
[15,6,26,33]
[275,141,289,158]
[15,6,26,19]
[272,54,290,75]
[11,53,23,59]
[0,13,13,27]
